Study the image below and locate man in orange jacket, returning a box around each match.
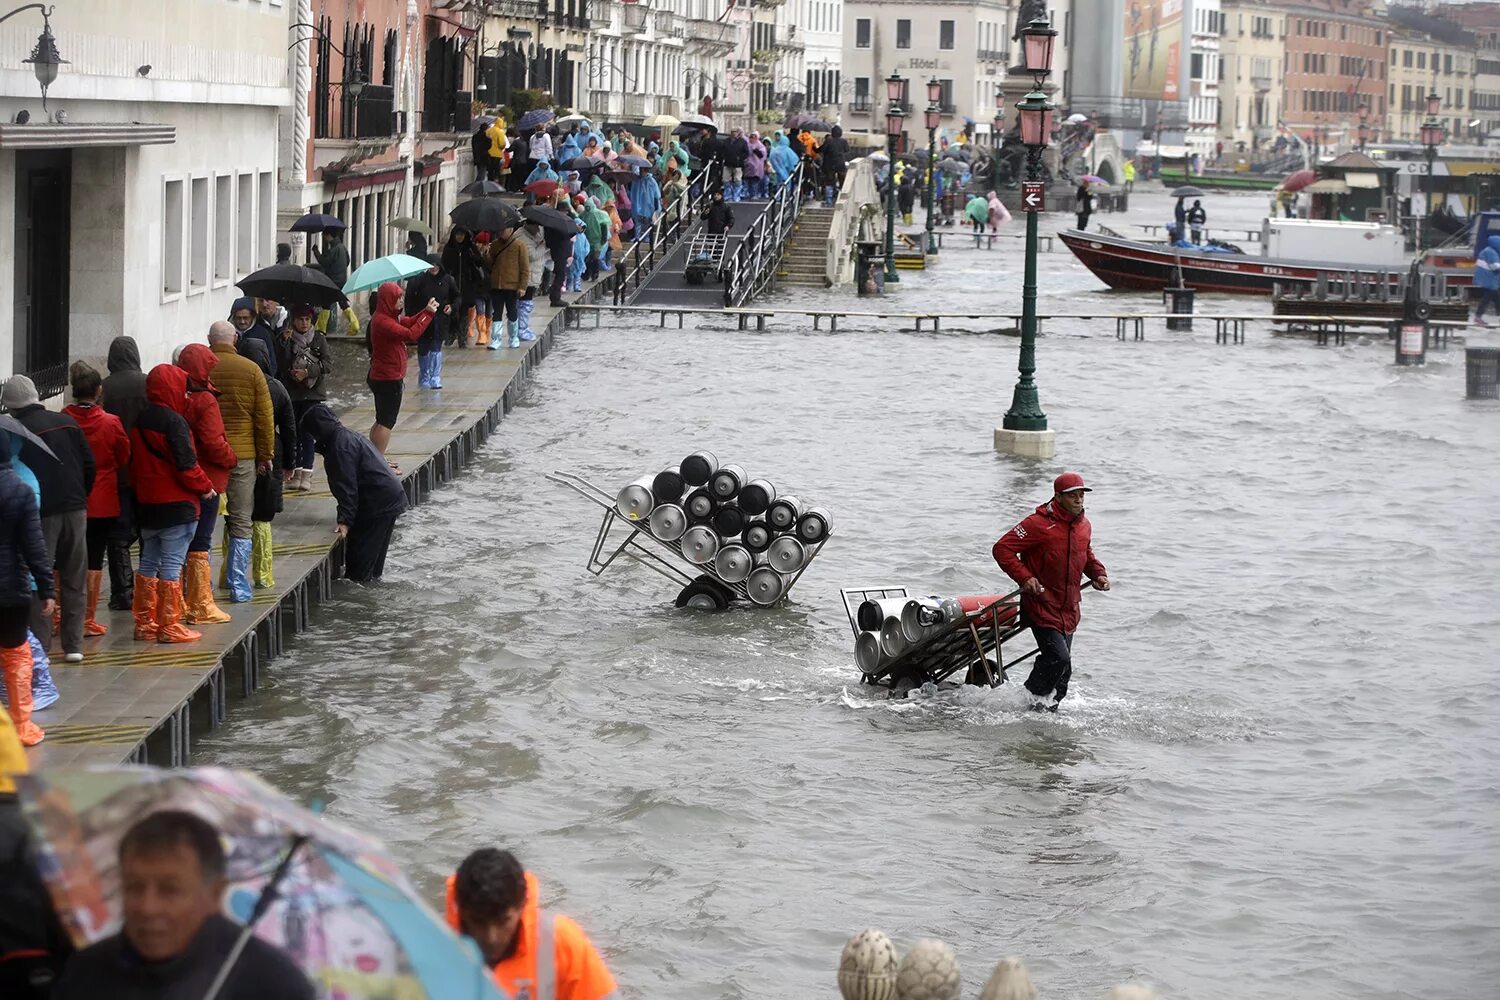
[446,848,618,1000]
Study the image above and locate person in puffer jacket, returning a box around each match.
[366,281,436,459]
[0,431,54,746]
[127,366,217,644]
[299,404,408,583]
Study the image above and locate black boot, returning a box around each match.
[107,541,135,611]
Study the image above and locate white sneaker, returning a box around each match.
[64,652,83,663]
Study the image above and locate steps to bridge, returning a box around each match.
[775,207,834,288]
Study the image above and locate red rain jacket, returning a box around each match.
[176,344,237,492]
[367,281,432,381]
[129,366,215,520]
[992,500,1106,634]
[62,402,130,519]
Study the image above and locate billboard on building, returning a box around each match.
[1122,0,1183,100]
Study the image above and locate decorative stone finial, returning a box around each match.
[837,930,900,1000]
[978,957,1036,1000]
[895,939,960,1000]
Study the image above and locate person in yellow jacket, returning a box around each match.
[487,116,509,183]
[205,322,273,609]
[485,226,530,350]
[446,848,618,1000]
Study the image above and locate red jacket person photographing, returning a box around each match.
[992,471,1109,710]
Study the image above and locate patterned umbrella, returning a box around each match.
[17,767,505,1000]
[516,108,555,130]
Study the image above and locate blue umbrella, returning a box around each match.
[290,212,345,234]
[342,253,435,294]
[517,108,555,130]
[616,154,652,169]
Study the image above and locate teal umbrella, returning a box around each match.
[342,253,434,295]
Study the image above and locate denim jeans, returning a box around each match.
[139,521,196,582]
[189,495,219,552]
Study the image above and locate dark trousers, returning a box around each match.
[548,248,569,304]
[344,513,399,582]
[108,490,136,609]
[85,517,114,571]
[189,495,219,552]
[39,509,87,654]
[1476,287,1500,318]
[1024,627,1074,703]
[291,399,321,470]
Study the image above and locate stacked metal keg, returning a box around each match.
[851,594,1006,675]
[614,451,832,606]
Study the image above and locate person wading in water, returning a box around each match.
[992,471,1110,711]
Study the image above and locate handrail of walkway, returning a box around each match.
[723,161,804,307]
[611,158,722,306]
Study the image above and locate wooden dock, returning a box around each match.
[27,292,595,768]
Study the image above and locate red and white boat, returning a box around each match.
[1059,226,1473,296]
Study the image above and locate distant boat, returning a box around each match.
[1059,228,1473,295]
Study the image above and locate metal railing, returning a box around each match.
[612,160,723,305]
[724,161,805,306]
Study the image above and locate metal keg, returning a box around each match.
[766,535,806,574]
[795,506,832,544]
[648,503,688,542]
[679,451,718,487]
[738,478,777,515]
[878,616,908,658]
[856,596,911,632]
[745,566,786,606]
[680,525,720,565]
[615,475,656,521]
[855,631,885,674]
[899,597,945,643]
[711,503,746,538]
[684,488,717,524]
[741,519,773,554]
[709,463,746,500]
[651,465,685,504]
[713,544,755,583]
[766,494,801,531]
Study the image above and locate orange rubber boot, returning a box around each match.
[1,643,45,746]
[84,569,109,636]
[133,575,160,641]
[182,551,231,624]
[476,313,491,346]
[155,578,202,644]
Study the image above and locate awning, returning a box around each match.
[1343,171,1381,188]
[0,122,175,149]
[1306,178,1350,194]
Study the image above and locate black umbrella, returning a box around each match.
[1172,185,1206,198]
[0,413,59,463]
[673,122,718,136]
[236,265,345,308]
[786,115,833,132]
[565,155,604,171]
[449,198,521,234]
[290,212,345,234]
[522,205,580,235]
[460,179,505,197]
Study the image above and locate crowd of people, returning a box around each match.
[0,302,415,746]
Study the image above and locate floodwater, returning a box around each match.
[198,189,1500,1000]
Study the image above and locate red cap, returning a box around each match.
[1053,471,1091,494]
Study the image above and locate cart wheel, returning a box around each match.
[964,656,1002,688]
[890,672,922,699]
[675,575,733,611]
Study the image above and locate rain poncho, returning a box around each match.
[965,195,990,225]
[745,133,767,178]
[568,232,590,285]
[557,131,583,163]
[659,139,691,178]
[768,135,799,185]
[629,173,662,220]
[526,161,558,186]
[582,197,609,251]
[586,174,614,206]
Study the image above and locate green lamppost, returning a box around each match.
[1000,16,1058,443]
[991,92,1006,194]
[1420,92,1444,251]
[924,77,943,255]
[882,73,907,285]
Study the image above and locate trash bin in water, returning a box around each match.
[1164,285,1195,330]
[1467,347,1500,399]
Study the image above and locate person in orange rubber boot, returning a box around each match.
[0,430,54,745]
[126,366,218,644]
[61,361,131,640]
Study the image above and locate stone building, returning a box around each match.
[0,0,288,392]
[1280,0,1387,152]
[1218,0,1287,150]
[1187,0,1223,159]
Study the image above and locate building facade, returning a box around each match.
[1188,0,1223,158]
[1,0,289,393]
[1218,0,1286,150]
[1280,0,1386,154]
[802,0,844,114]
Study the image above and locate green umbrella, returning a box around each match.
[342,253,434,295]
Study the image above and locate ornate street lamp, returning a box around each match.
[1357,103,1369,153]
[1000,15,1057,444]
[1420,93,1444,250]
[883,73,906,285]
[924,77,943,256]
[1,4,66,112]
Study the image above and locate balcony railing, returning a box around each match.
[852,97,873,112]
[977,48,1007,62]
[1250,75,1272,92]
[654,10,684,36]
[622,1,648,32]
[686,17,735,49]
[491,0,545,16]
[355,85,396,139]
[939,102,957,114]
[624,94,649,117]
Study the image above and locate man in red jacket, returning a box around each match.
[992,471,1110,711]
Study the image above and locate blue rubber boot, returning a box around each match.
[508,320,520,349]
[27,630,59,710]
[431,350,444,388]
[227,537,253,603]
